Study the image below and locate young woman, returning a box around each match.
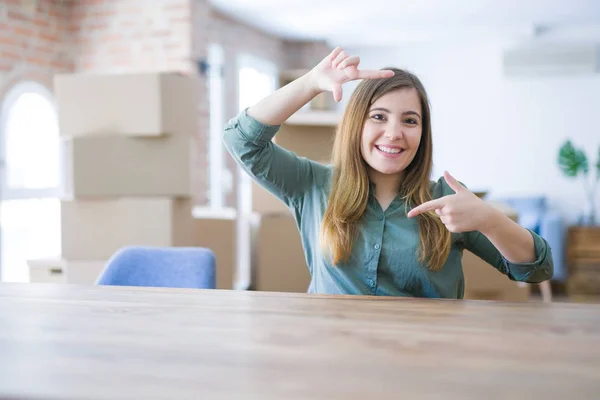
[223,47,553,298]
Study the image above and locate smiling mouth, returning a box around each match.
[375,145,405,155]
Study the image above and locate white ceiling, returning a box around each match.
[208,0,600,46]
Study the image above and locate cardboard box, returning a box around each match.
[462,250,531,301]
[54,72,197,137]
[62,133,194,198]
[193,208,237,290]
[252,123,334,213]
[462,201,531,302]
[252,181,290,214]
[28,258,106,284]
[274,123,335,163]
[252,212,310,292]
[61,198,196,260]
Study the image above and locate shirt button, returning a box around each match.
[374,244,380,250]
[379,216,384,221]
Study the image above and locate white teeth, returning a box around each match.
[376,145,402,154]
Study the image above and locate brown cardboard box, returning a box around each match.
[252,123,334,213]
[54,72,197,137]
[193,208,237,290]
[62,133,194,198]
[274,123,335,163]
[252,212,310,293]
[252,182,290,214]
[462,201,531,302]
[61,198,196,260]
[462,251,531,301]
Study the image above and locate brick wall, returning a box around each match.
[70,0,193,74]
[0,0,329,208]
[0,0,72,98]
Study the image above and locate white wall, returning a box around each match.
[344,41,600,224]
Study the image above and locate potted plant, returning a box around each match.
[558,140,600,226]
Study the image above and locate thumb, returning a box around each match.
[444,170,465,193]
[332,84,343,102]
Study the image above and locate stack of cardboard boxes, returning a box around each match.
[250,122,336,293]
[28,72,237,288]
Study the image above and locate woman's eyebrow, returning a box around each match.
[402,111,421,119]
[369,107,390,113]
[368,108,421,119]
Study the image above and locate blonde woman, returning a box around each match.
[223,47,553,298]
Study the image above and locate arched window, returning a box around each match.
[0,81,62,282]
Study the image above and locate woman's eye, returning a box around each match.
[404,118,418,125]
[371,114,386,121]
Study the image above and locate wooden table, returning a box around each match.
[1,283,599,399]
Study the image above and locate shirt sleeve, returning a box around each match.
[222,108,321,210]
[431,176,554,284]
[462,229,554,283]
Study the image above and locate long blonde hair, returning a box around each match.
[320,68,451,271]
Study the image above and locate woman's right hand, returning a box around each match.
[307,47,395,102]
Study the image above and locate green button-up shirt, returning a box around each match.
[223,109,554,298]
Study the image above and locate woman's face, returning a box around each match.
[360,87,423,181]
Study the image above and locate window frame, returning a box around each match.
[0,80,64,200]
[208,43,227,209]
[0,80,63,282]
[234,53,278,290]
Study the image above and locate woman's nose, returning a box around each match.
[384,123,404,140]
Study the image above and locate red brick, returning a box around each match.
[33,18,52,29]
[85,22,110,31]
[1,49,22,61]
[0,61,13,72]
[7,10,32,23]
[25,56,49,66]
[0,35,21,47]
[31,44,55,55]
[39,31,59,43]
[48,7,60,18]
[13,26,36,37]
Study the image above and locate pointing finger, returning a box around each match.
[407,198,446,218]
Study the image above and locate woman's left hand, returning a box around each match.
[407,171,496,233]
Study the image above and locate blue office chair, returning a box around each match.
[96,246,216,289]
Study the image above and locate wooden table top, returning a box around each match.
[1,283,599,400]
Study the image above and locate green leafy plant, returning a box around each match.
[558,140,600,225]
[558,141,588,177]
